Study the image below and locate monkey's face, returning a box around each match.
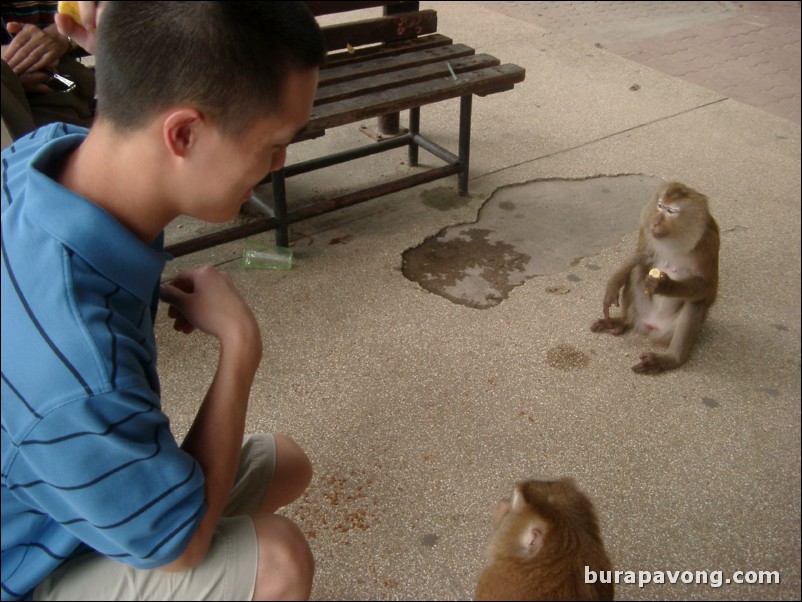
[644,182,711,249]
[647,198,681,239]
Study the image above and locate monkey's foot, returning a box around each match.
[591,318,628,336]
[632,352,677,375]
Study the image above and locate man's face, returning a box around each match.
[185,67,319,223]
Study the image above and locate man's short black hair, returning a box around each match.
[95,1,326,135]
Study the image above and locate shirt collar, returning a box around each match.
[25,131,167,303]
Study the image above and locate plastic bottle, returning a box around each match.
[241,239,293,270]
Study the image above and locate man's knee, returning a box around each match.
[261,434,313,513]
[252,514,314,601]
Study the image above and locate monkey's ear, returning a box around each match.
[493,500,511,527]
[511,486,526,512]
[525,527,544,557]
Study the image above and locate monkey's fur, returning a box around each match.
[591,181,719,374]
[475,478,613,601]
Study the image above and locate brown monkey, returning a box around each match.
[475,478,613,601]
[591,181,719,374]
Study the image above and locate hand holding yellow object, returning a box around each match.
[58,1,82,26]
[645,268,663,295]
[55,1,101,54]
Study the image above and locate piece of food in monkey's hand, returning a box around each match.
[644,268,662,294]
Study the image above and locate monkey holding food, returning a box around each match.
[475,478,613,601]
[591,181,719,374]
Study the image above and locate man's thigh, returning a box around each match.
[33,516,258,601]
[33,434,276,601]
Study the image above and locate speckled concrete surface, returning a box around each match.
[157,2,800,600]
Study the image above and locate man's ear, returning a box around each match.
[162,108,204,158]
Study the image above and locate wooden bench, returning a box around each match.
[166,1,525,257]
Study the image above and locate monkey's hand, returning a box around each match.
[594,284,628,335]
[601,286,621,319]
[644,270,668,295]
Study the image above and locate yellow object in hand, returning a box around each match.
[58,1,82,25]
[645,268,662,295]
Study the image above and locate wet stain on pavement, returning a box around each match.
[421,533,440,547]
[546,344,590,371]
[403,175,664,308]
[401,228,531,309]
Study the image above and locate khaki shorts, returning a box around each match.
[33,434,276,601]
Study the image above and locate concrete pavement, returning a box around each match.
[159,2,801,600]
[478,1,801,124]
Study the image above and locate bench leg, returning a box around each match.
[458,94,472,196]
[378,113,401,135]
[408,107,420,167]
[272,168,289,247]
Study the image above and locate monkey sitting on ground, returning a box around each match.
[475,478,613,601]
[591,181,719,374]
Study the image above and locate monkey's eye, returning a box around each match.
[658,201,680,215]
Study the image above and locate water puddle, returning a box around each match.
[402,175,664,308]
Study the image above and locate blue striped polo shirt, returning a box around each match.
[1,123,206,601]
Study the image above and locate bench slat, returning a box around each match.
[321,10,437,51]
[306,64,526,133]
[316,53,501,105]
[324,33,453,67]
[319,44,476,86]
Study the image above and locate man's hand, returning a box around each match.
[14,70,52,94]
[2,22,70,75]
[55,1,103,55]
[159,265,261,349]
